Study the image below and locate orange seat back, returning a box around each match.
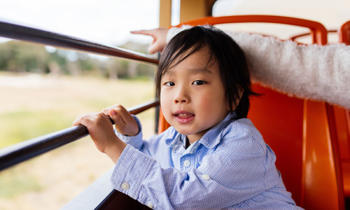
[336,21,350,161]
[340,21,350,44]
[157,15,344,209]
[288,22,350,200]
[248,85,303,203]
[333,21,350,198]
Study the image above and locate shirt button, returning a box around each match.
[184,160,191,167]
[201,174,211,181]
[146,202,153,209]
[121,182,130,190]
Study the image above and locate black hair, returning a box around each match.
[156,26,257,118]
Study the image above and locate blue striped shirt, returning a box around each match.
[111,113,302,209]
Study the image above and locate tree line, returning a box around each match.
[0,40,156,79]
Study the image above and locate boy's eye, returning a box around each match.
[163,81,175,86]
[192,80,207,85]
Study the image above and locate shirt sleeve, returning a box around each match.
[114,115,169,157]
[167,26,350,109]
[110,132,271,209]
[114,115,144,150]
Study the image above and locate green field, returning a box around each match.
[0,72,156,148]
[0,72,156,210]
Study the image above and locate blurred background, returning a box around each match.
[0,1,158,209]
[0,0,349,209]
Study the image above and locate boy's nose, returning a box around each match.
[174,97,188,103]
[174,87,189,104]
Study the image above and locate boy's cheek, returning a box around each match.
[160,93,171,107]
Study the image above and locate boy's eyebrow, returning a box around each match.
[188,68,213,74]
[164,67,213,76]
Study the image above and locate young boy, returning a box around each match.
[74,26,301,209]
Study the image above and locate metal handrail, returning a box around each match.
[0,100,159,171]
[0,20,158,64]
[0,20,161,171]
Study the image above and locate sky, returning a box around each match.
[0,0,160,46]
[1,0,349,46]
[212,0,350,42]
[213,0,350,29]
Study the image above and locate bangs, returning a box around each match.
[159,36,214,76]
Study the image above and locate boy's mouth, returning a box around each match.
[173,111,195,123]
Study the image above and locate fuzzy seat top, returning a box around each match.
[168,26,350,109]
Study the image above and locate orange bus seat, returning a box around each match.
[302,101,344,209]
[290,30,337,44]
[336,20,350,197]
[340,21,350,43]
[343,162,350,197]
[248,85,303,204]
[157,15,344,209]
[335,105,350,196]
[289,21,350,200]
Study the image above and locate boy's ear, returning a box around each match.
[231,89,244,110]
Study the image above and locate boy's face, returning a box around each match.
[160,47,229,143]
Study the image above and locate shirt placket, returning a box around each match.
[171,141,185,170]
[180,155,193,171]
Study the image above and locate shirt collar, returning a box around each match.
[165,127,179,146]
[165,112,237,149]
[198,112,237,149]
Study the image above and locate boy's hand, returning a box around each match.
[103,105,139,136]
[73,112,126,163]
[131,28,168,54]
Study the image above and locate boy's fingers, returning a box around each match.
[148,44,162,54]
[98,112,112,124]
[103,108,115,124]
[73,113,101,127]
[102,108,109,115]
[104,104,136,125]
[108,106,127,126]
[72,114,87,126]
[108,116,115,124]
[131,28,168,54]
[103,107,118,121]
[130,29,156,37]
[113,105,134,123]
[72,120,80,126]
[109,110,123,125]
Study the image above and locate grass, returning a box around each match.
[0,73,155,148]
[0,73,156,209]
[0,110,73,148]
[0,170,42,198]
